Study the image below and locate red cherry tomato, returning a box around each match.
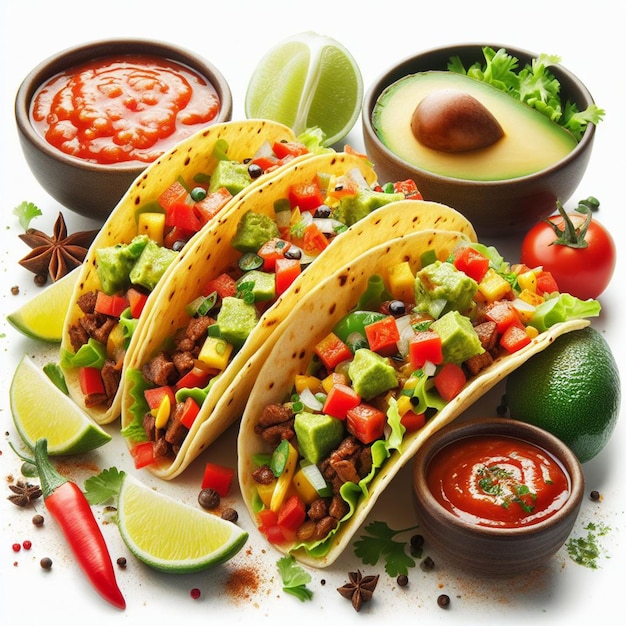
[520,198,615,300]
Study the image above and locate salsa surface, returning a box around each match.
[31,54,221,165]
[427,434,570,528]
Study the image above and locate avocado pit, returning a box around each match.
[411,88,504,153]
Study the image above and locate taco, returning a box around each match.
[59,119,325,425]
[120,151,478,479]
[236,229,601,567]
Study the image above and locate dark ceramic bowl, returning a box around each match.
[412,417,584,577]
[15,38,233,221]
[363,43,597,237]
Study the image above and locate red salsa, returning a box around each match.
[427,434,570,528]
[30,55,221,165]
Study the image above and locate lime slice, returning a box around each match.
[10,356,111,455]
[118,475,248,573]
[245,31,363,146]
[7,268,79,342]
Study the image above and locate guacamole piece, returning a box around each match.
[430,310,484,364]
[414,260,477,316]
[231,210,281,253]
[332,187,404,226]
[208,159,252,195]
[236,270,275,302]
[96,235,150,295]
[348,348,398,400]
[216,296,259,348]
[294,411,344,465]
[129,239,178,292]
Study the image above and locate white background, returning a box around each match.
[1,1,624,624]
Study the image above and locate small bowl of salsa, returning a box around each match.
[412,417,584,577]
[15,38,233,220]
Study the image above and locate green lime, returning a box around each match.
[10,356,111,455]
[117,475,248,573]
[505,326,620,463]
[6,268,78,342]
[245,31,363,146]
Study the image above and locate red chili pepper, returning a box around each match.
[34,438,126,610]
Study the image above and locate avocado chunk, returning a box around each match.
[348,348,398,400]
[129,239,178,292]
[414,260,477,317]
[96,235,150,295]
[216,296,259,348]
[332,186,404,226]
[430,310,484,364]
[294,411,344,465]
[236,270,275,302]
[372,71,577,180]
[208,160,252,195]
[231,210,281,253]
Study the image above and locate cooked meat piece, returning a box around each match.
[464,350,495,376]
[328,494,349,520]
[76,291,97,314]
[473,320,498,351]
[252,465,275,485]
[307,498,329,521]
[142,352,176,387]
[165,403,188,448]
[313,516,338,541]
[101,360,121,398]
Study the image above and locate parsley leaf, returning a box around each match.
[13,200,42,230]
[83,467,126,505]
[277,555,313,602]
[353,521,419,577]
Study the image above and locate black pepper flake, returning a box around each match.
[116,557,127,568]
[590,490,601,502]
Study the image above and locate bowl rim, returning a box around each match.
[362,42,596,187]
[412,416,585,537]
[14,36,233,174]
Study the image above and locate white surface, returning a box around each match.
[1,1,624,624]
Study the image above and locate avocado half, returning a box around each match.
[372,71,577,181]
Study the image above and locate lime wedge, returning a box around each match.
[7,268,79,342]
[10,356,111,455]
[118,475,248,573]
[245,31,363,146]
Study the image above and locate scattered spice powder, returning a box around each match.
[225,567,260,602]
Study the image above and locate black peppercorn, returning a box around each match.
[40,557,53,570]
[397,574,409,587]
[221,507,238,523]
[198,488,220,509]
[437,594,450,608]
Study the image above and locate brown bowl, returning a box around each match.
[362,43,597,238]
[15,38,233,221]
[412,417,584,577]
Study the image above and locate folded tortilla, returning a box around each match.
[236,229,592,568]
[60,119,312,425]
[120,154,478,479]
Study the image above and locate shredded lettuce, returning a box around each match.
[529,293,601,332]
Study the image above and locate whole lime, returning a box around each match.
[505,326,620,463]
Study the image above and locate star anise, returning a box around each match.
[337,570,379,612]
[7,480,43,507]
[19,212,98,282]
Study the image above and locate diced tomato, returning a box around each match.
[275,257,301,294]
[158,180,188,210]
[277,494,306,533]
[203,273,237,298]
[94,291,129,318]
[201,462,235,497]
[393,179,422,199]
[364,316,400,356]
[250,154,281,173]
[346,403,386,444]
[400,410,426,432]
[179,396,201,429]
[453,246,491,282]
[175,365,213,391]
[535,270,560,295]
[323,383,361,419]
[131,441,155,469]
[163,225,194,249]
[302,222,329,254]
[79,366,105,396]
[288,181,325,212]
[126,288,148,318]
[257,237,291,271]
[272,140,308,160]
[165,201,202,232]
[485,300,521,334]
[433,362,466,402]
[314,332,353,370]
[257,508,279,530]
[500,322,532,354]
[144,385,176,411]
[194,187,233,225]
[409,330,443,369]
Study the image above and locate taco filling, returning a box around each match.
[244,241,600,556]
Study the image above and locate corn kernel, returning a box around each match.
[526,325,539,340]
[295,374,323,395]
[137,212,165,246]
[517,270,538,293]
[198,336,233,370]
[478,268,513,303]
[387,261,415,302]
[321,372,348,394]
[153,394,171,430]
[519,289,544,307]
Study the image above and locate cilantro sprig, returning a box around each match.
[277,555,314,601]
[13,200,42,230]
[83,467,126,505]
[353,521,419,577]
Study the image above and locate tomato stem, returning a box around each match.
[546,196,600,249]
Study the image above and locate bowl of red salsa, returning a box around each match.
[412,417,584,577]
[15,38,233,220]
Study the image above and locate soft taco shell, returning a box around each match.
[60,119,307,425]
[121,164,477,479]
[236,229,590,568]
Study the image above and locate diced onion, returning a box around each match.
[423,360,437,377]
[346,167,369,188]
[299,387,324,412]
[429,299,447,319]
[312,217,345,234]
[300,463,332,497]
[395,315,415,356]
[251,140,272,160]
